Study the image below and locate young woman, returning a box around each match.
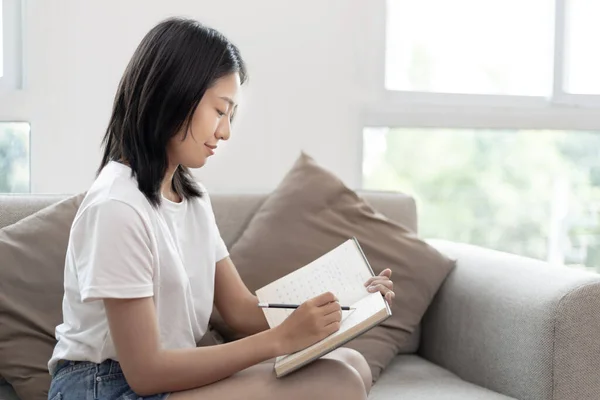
[48,17,394,400]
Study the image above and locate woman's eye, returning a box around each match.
[216,109,226,117]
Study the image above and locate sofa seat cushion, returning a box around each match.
[370,355,516,400]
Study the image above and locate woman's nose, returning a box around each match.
[216,119,231,141]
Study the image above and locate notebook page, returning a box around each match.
[276,291,387,364]
[336,292,386,333]
[256,239,374,328]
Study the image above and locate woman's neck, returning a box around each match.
[161,164,182,203]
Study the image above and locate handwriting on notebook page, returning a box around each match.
[258,240,375,328]
[337,292,386,333]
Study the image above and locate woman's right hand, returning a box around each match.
[273,292,342,355]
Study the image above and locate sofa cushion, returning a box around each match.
[0,194,70,229]
[0,194,85,400]
[214,152,455,382]
[0,379,20,400]
[371,355,517,400]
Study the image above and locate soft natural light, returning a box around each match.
[385,0,554,96]
[0,0,4,78]
[565,0,600,94]
[0,122,30,193]
[363,128,600,273]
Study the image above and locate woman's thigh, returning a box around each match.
[169,349,368,400]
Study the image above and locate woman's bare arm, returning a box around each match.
[104,297,279,396]
[105,290,341,396]
[213,257,269,335]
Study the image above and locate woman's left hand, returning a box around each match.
[364,268,394,305]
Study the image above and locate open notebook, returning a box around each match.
[255,238,392,378]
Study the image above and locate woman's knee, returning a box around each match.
[323,348,372,393]
[169,360,367,400]
[310,358,367,400]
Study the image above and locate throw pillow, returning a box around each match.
[217,152,455,382]
[0,194,84,400]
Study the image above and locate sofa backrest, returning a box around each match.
[0,190,418,395]
[0,191,418,246]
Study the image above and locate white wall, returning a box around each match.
[0,0,379,194]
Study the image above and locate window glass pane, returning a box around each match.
[0,0,3,78]
[363,128,600,273]
[385,0,554,96]
[565,0,600,94]
[0,122,30,193]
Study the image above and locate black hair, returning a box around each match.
[98,17,247,206]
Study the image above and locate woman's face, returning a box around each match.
[167,72,241,169]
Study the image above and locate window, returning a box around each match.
[0,122,30,193]
[363,128,600,273]
[0,1,27,194]
[363,1,600,271]
[0,0,23,89]
[382,0,600,105]
[0,0,4,78]
[385,0,554,96]
[564,0,600,95]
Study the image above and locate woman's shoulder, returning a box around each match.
[74,193,151,233]
[75,165,154,227]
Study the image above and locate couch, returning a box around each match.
[1,192,599,400]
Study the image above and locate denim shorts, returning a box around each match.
[48,359,170,400]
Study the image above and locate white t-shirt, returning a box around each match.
[48,161,229,374]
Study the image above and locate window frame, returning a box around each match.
[364,0,600,129]
[551,0,600,107]
[360,0,600,187]
[0,0,23,91]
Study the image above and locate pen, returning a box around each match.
[258,302,355,311]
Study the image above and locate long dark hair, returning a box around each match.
[98,17,247,206]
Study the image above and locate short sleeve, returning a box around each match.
[71,199,154,302]
[200,187,229,262]
[214,223,229,262]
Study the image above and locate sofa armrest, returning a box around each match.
[420,239,600,400]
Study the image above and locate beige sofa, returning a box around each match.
[1,192,600,400]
